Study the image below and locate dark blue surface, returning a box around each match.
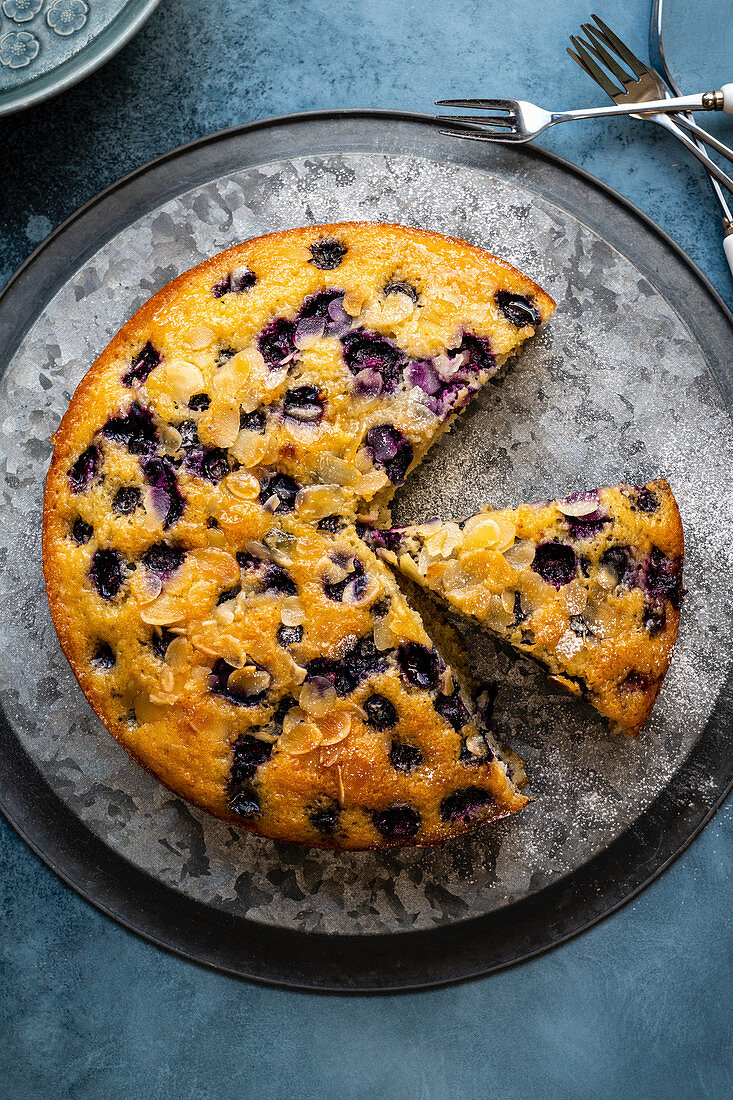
[1,1,731,1095]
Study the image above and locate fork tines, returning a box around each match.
[567,14,647,97]
[435,97,517,136]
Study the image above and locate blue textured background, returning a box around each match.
[1,1,731,1096]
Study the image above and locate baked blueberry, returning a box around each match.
[230,734,273,785]
[434,690,469,731]
[141,457,185,528]
[600,545,635,587]
[177,420,199,450]
[90,549,123,600]
[645,548,683,608]
[283,385,325,425]
[635,486,659,513]
[188,393,211,411]
[495,290,541,327]
[309,802,341,835]
[68,445,100,494]
[239,408,266,433]
[216,347,238,366]
[277,624,303,648]
[93,643,115,669]
[317,515,344,533]
[455,333,495,373]
[384,280,419,303]
[210,658,268,706]
[228,789,261,818]
[324,557,367,602]
[142,542,186,578]
[217,586,241,605]
[152,627,176,659]
[371,804,420,840]
[71,518,93,544]
[363,693,397,730]
[258,317,296,367]
[341,330,405,392]
[307,634,388,696]
[264,564,297,596]
[643,604,666,635]
[259,472,300,513]
[103,403,158,455]
[308,238,347,270]
[121,341,160,386]
[389,742,424,773]
[531,542,577,588]
[364,424,413,485]
[440,786,493,823]
[112,486,142,515]
[213,267,257,297]
[397,642,440,689]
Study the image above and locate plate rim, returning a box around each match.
[1,107,731,992]
[0,0,162,118]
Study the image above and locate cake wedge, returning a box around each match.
[368,480,684,736]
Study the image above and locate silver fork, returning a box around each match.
[567,15,733,194]
[437,84,731,145]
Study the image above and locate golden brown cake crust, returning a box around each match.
[43,221,553,849]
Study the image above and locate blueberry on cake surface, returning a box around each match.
[368,481,684,737]
[42,222,551,849]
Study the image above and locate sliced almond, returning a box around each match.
[373,616,396,652]
[140,598,186,626]
[165,637,188,669]
[504,539,536,569]
[229,665,270,695]
[130,569,162,605]
[379,292,415,325]
[230,431,268,469]
[280,599,305,627]
[279,714,322,755]
[163,359,205,404]
[199,402,240,448]
[399,553,425,586]
[299,681,338,717]
[296,484,346,522]
[224,468,261,500]
[465,733,487,757]
[557,498,599,518]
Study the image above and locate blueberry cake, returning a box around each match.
[368,481,684,736]
[43,222,553,848]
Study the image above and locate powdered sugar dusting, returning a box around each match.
[0,151,730,934]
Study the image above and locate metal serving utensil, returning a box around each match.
[566,15,733,194]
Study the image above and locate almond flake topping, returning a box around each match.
[558,498,599,518]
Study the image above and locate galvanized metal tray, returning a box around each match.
[0,110,730,991]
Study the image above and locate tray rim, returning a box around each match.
[1,107,731,993]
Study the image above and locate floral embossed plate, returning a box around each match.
[0,0,160,116]
[0,111,731,991]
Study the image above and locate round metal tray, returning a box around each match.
[0,110,731,991]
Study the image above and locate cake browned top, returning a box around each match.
[42,221,554,848]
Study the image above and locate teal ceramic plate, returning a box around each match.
[0,0,160,116]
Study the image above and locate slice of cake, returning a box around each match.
[368,481,684,736]
[42,222,551,848]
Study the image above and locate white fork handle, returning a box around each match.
[650,112,733,195]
